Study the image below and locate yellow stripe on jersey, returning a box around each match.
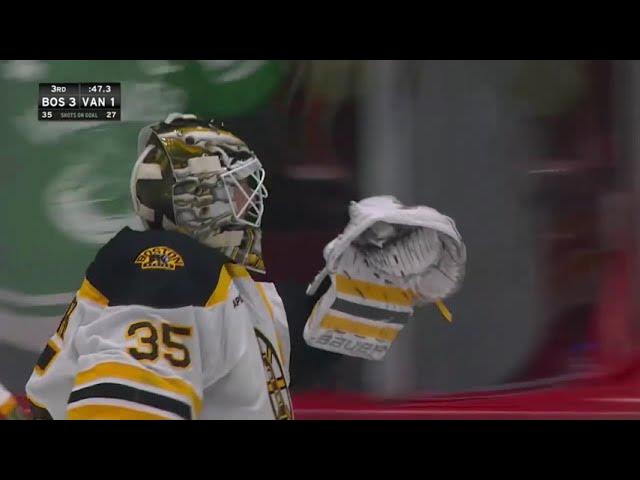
[0,396,17,416]
[255,283,286,364]
[225,263,250,279]
[320,314,400,342]
[206,263,250,307]
[255,283,274,320]
[27,394,47,410]
[74,362,202,415]
[334,275,414,307]
[206,265,231,307]
[67,404,173,420]
[78,278,109,306]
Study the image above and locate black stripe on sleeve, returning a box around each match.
[68,383,192,420]
[35,342,59,373]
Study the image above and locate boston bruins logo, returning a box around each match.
[254,329,293,420]
[134,246,185,271]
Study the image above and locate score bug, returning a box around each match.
[38,82,121,121]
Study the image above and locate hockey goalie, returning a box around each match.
[25,113,466,420]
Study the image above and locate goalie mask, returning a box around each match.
[130,113,268,273]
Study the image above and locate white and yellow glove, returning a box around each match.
[0,382,26,420]
[304,196,466,360]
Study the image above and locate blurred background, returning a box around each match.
[2,60,640,418]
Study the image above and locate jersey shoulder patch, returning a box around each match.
[85,227,231,308]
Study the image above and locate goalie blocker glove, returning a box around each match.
[304,196,466,361]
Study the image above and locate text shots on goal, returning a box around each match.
[38,83,121,121]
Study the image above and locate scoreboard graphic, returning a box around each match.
[38,83,121,121]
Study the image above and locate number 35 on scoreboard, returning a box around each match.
[38,83,121,121]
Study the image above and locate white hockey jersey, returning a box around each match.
[25,227,293,420]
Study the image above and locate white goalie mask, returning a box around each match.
[130,113,269,272]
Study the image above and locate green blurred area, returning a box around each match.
[0,60,290,301]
